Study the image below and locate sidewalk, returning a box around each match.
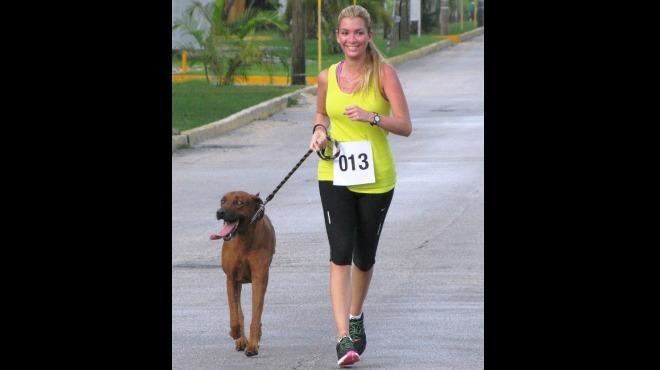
[172,27,484,153]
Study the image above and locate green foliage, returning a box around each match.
[173,31,453,76]
[421,0,440,32]
[448,21,478,34]
[283,0,390,54]
[173,0,289,85]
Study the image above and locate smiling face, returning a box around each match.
[336,17,372,60]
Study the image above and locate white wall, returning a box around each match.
[172,0,214,50]
[410,0,421,36]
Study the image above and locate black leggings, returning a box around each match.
[318,181,394,271]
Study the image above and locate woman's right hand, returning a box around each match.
[310,127,328,152]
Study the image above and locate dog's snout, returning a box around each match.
[216,209,224,220]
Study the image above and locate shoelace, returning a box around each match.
[338,336,354,352]
[349,319,364,336]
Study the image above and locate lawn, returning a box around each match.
[173,24,478,76]
[172,81,299,131]
[172,23,481,131]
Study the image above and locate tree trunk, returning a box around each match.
[440,0,449,35]
[291,0,306,85]
[391,0,400,49]
[400,0,410,42]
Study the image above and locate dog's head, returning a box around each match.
[211,191,264,241]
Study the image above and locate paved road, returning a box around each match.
[172,34,484,369]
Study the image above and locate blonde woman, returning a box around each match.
[309,4,412,367]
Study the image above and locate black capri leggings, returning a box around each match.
[318,181,394,271]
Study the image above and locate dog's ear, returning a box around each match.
[252,193,263,205]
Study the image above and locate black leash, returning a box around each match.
[250,149,314,224]
[250,136,341,225]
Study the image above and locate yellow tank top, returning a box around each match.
[317,62,396,194]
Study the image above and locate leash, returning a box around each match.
[250,149,314,224]
[250,137,341,225]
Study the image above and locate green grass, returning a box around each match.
[449,21,479,34]
[375,33,444,58]
[172,81,299,131]
[172,24,481,131]
[173,24,478,76]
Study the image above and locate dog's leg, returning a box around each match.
[227,278,247,351]
[245,272,269,356]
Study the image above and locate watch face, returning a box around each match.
[374,114,380,124]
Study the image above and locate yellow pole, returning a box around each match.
[353,0,356,5]
[318,0,322,75]
[182,50,188,74]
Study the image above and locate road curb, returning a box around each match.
[386,27,484,66]
[387,40,453,65]
[172,28,484,153]
[173,85,316,152]
[459,27,485,42]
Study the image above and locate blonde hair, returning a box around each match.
[337,5,384,95]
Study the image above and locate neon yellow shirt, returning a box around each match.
[317,62,396,194]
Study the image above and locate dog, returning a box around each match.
[210,191,276,356]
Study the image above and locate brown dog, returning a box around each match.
[210,191,275,356]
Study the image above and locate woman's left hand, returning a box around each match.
[344,105,372,123]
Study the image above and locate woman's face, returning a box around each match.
[336,17,372,59]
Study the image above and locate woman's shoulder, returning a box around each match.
[318,68,329,85]
[376,63,402,100]
[318,62,341,85]
[379,62,398,79]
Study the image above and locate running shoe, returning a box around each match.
[336,335,360,366]
[349,313,367,355]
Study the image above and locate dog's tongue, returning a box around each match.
[209,221,239,240]
[218,221,237,237]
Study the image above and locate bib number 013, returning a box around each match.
[333,141,375,186]
[338,153,369,171]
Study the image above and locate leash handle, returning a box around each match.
[316,138,341,160]
[250,149,314,224]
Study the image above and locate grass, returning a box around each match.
[449,21,479,34]
[173,23,479,76]
[172,23,481,131]
[172,81,299,131]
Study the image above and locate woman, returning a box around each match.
[308,4,412,367]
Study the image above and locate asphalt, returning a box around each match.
[172,31,484,369]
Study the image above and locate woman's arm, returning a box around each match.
[377,63,412,137]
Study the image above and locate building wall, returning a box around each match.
[172,0,214,50]
[172,0,286,50]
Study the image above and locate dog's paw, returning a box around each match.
[245,343,259,357]
[234,337,247,351]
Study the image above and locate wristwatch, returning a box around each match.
[371,112,380,126]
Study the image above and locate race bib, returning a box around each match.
[333,141,376,186]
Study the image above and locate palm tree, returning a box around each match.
[284,0,390,54]
[173,0,288,85]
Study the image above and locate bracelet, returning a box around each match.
[312,124,327,134]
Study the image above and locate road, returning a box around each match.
[172,34,484,369]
